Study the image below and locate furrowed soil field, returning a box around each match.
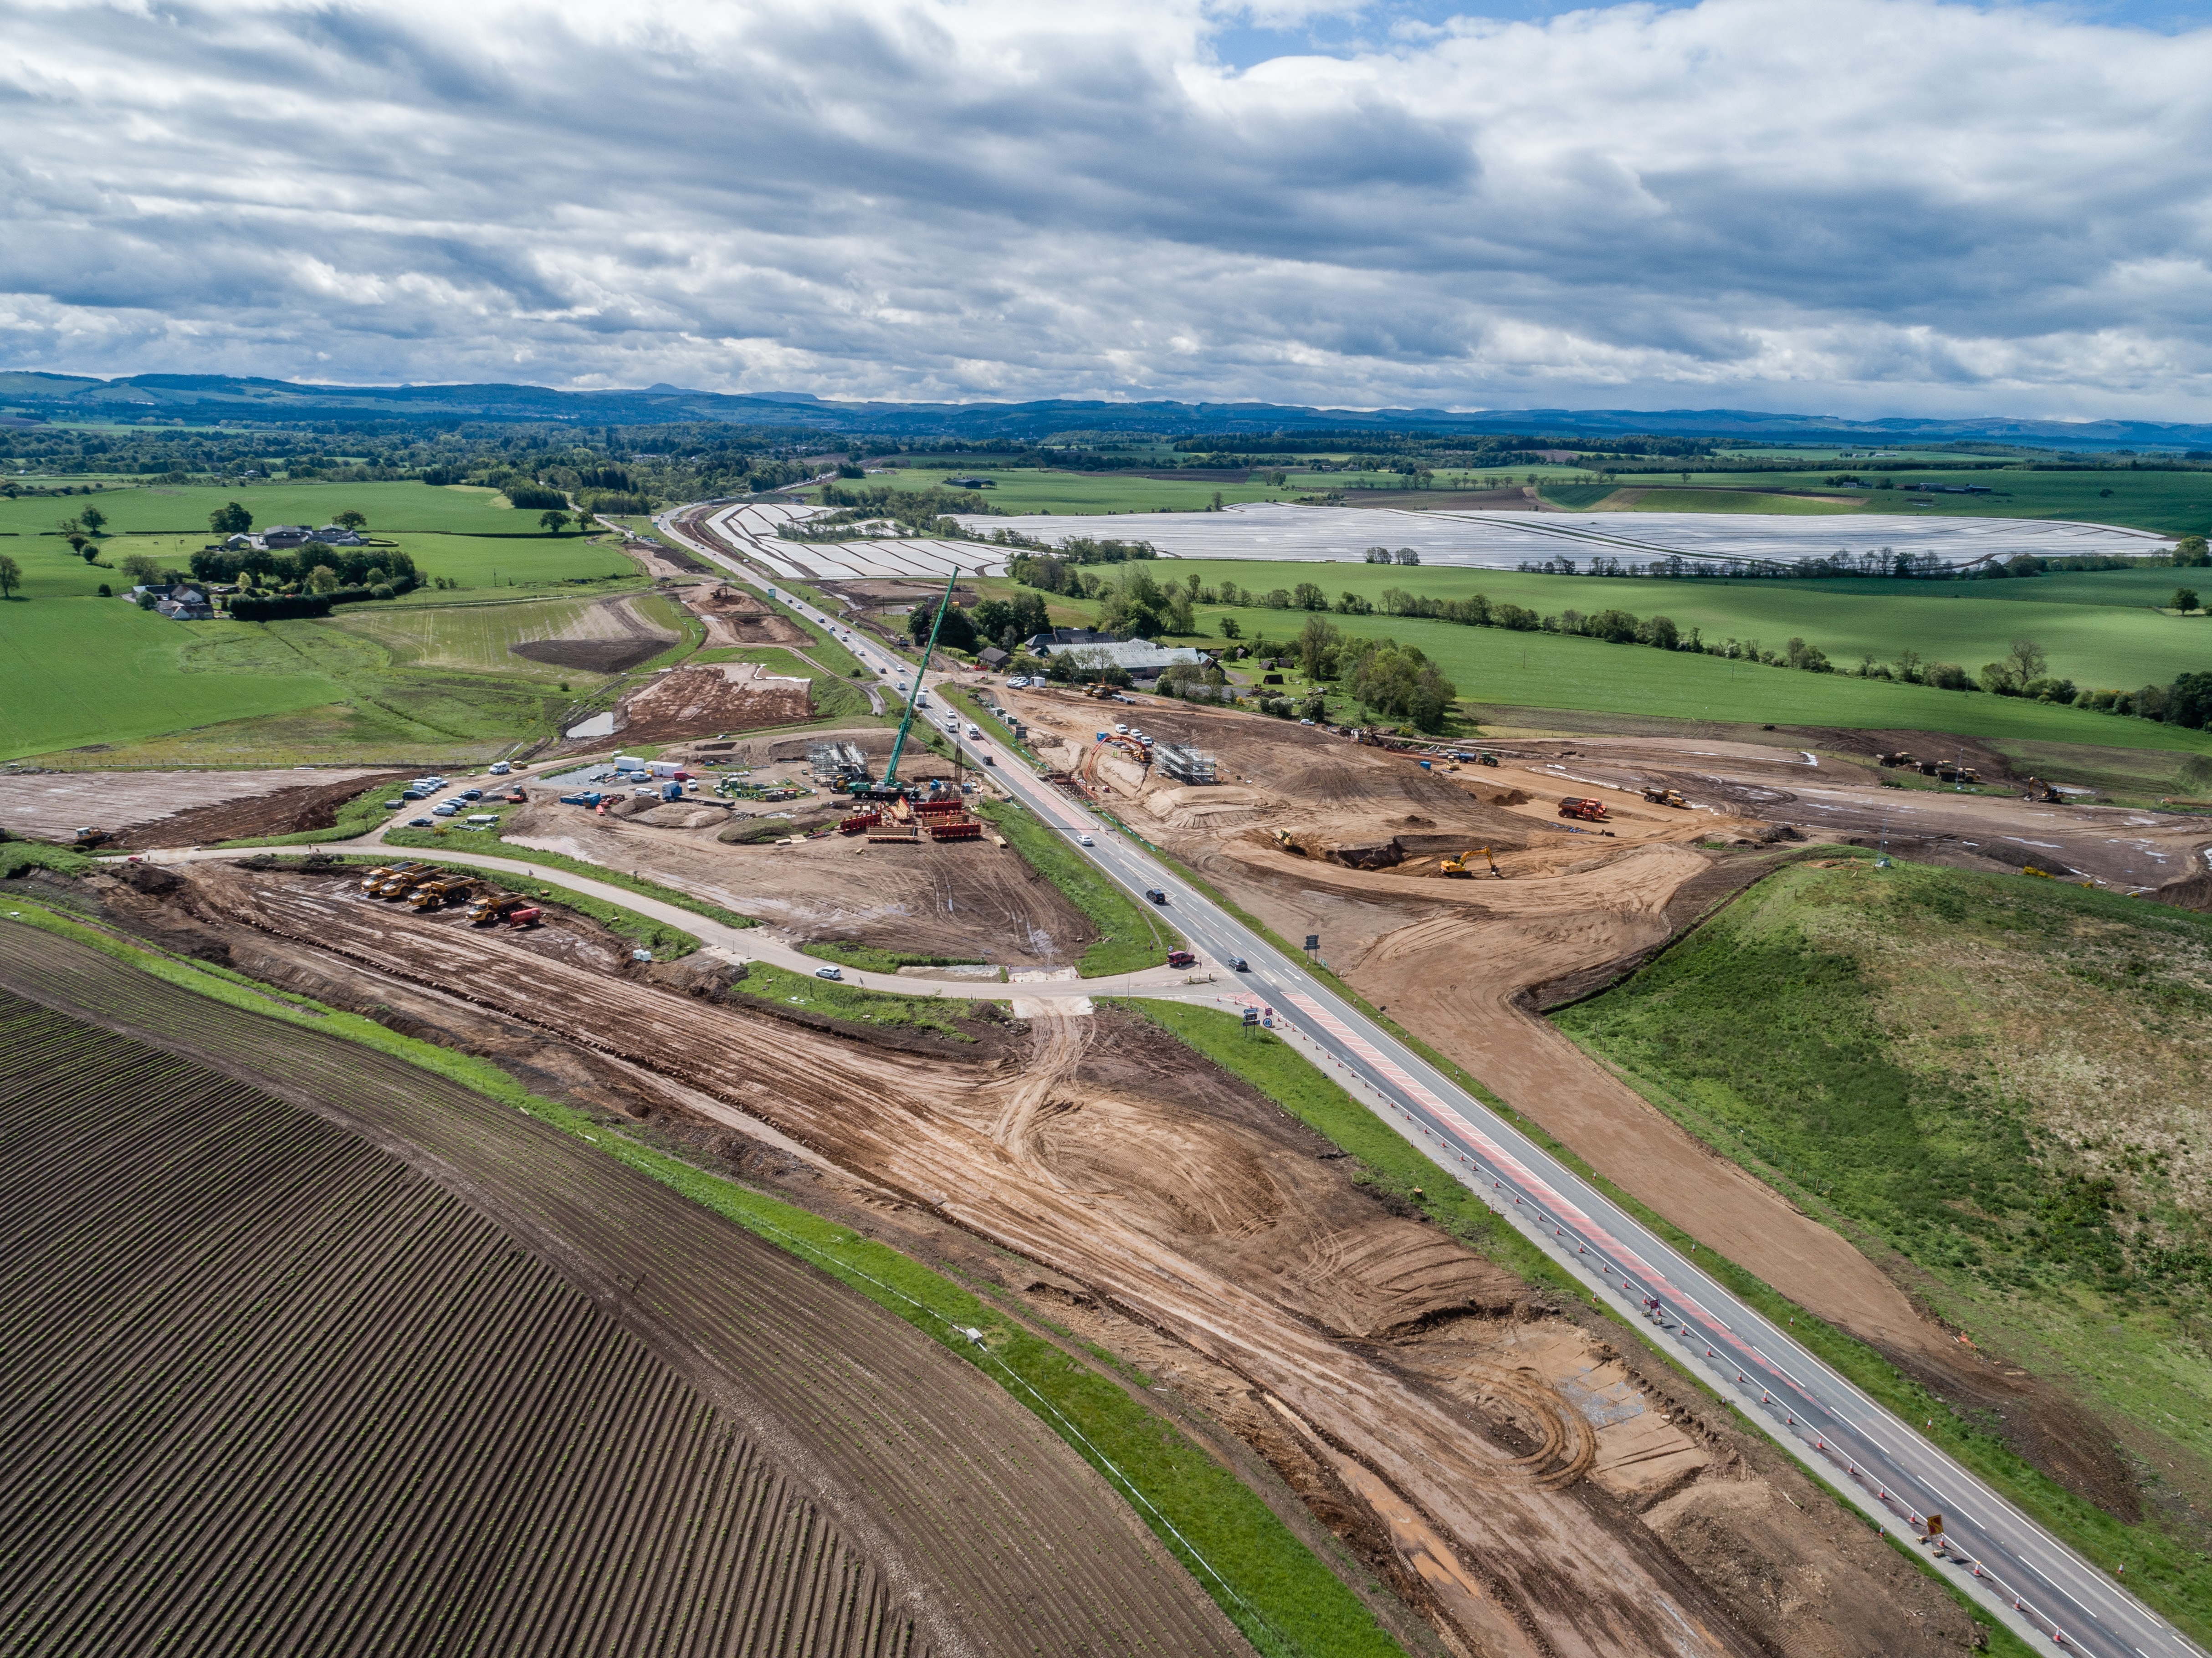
[56,856,1995,1658]
[0,921,1244,1658]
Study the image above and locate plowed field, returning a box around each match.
[112,864,1980,1658]
[0,924,1242,1658]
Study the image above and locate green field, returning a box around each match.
[0,603,576,765]
[837,466,1303,516]
[0,599,343,758]
[982,569,2212,758]
[0,479,539,537]
[1555,859,2212,1639]
[1107,561,2211,695]
[1597,486,1860,515]
[332,595,620,681]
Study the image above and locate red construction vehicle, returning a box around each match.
[1558,796,1611,823]
[505,906,543,929]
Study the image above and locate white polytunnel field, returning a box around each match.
[705,500,2169,581]
[952,501,2169,571]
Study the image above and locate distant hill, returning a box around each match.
[3,368,2207,450]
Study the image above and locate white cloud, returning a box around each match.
[0,0,2208,415]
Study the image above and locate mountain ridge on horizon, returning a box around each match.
[4,368,2208,450]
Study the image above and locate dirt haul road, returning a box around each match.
[998,689,2117,1385]
[499,793,1101,971]
[123,861,1979,1658]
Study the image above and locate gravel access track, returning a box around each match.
[0,925,1242,1658]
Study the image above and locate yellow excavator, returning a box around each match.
[1440,847,1502,879]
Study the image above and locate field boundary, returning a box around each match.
[0,894,1409,1658]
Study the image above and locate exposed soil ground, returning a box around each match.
[0,918,1241,1658]
[0,767,402,847]
[681,582,814,648]
[500,785,1094,971]
[64,860,1987,1658]
[511,592,677,674]
[611,661,813,744]
[1000,686,2186,1504]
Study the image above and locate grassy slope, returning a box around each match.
[0,896,1405,1658]
[972,800,1181,977]
[1554,857,2212,1637]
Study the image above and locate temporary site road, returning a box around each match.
[657,507,2199,1658]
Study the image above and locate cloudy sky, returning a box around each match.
[4,0,2210,417]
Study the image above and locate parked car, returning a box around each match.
[431,803,459,817]
[465,814,498,826]
[407,816,434,828]
[402,788,428,801]
[383,798,405,809]
[460,788,483,801]
[1166,949,1196,969]
[814,964,843,981]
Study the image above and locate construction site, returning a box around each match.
[7,544,2207,1657]
[6,849,1988,1658]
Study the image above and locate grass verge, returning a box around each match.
[0,896,1403,1658]
[1114,998,1591,1305]
[729,959,988,1041]
[799,939,997,977]
[973,799,1179,977]
[0,840,98,880]
[379,826,755,936]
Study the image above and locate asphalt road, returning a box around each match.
[659,510,2199,1658]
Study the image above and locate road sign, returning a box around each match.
[1241,1007,1259,1026]
[1303,934,1320,952]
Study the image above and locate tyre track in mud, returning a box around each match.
[188,868,1777,1658]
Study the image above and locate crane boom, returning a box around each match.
[873,566,961,796]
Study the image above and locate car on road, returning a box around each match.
[1166,949,1196,969]
[966,725,981,738]
[813,964,843,980]
[1144,888,1167,905]
[1006,676,1029,687]
[1078,833,1094,846]
[1115,723,1128,733]
[1229,957,1249,971]
[489,761,512,775]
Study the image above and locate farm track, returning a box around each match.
[169,869,1780,1658]
[0,927,1242,1658]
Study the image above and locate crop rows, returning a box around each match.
[0,921,1241,1657]
[0,993,920,1657]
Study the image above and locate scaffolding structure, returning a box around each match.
[1155,745,1218,785]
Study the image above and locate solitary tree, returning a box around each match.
[209,501,252,536]
[2005,639,2049,684]
[333,509,368,531]
[78,504,106,535]
[0,553,19,599]
[2172,587,2202,614]
[539,509,571,534]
